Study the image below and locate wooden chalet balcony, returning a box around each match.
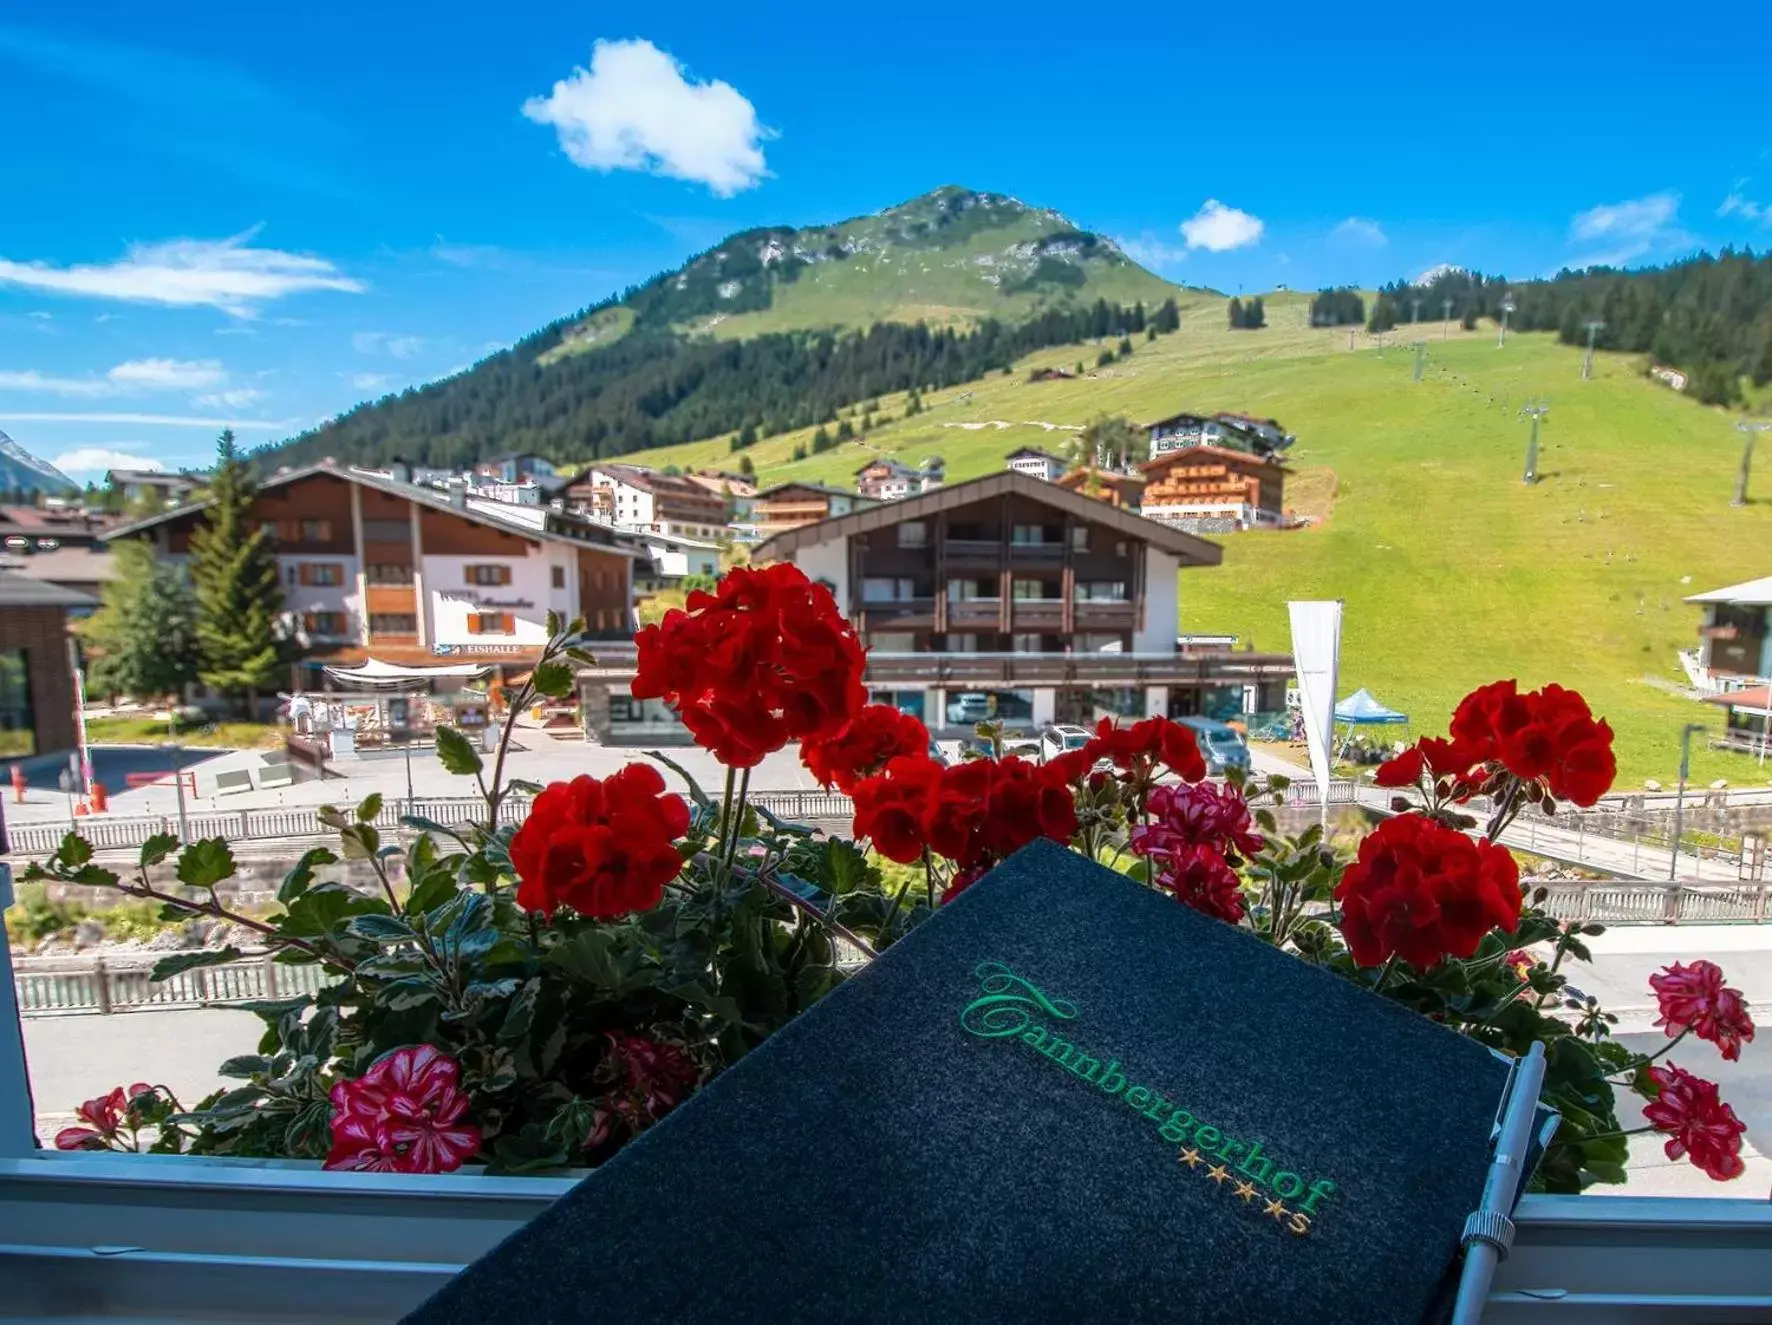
[853,598,937,631]
[862,649,1294,688]
[1073,601,1135,631]
[945,598,1002,629]
[1010,600,1065,630]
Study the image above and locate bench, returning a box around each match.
[257,764,296,789]
[213,770,254,796]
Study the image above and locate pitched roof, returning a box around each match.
[754,481,866,500]
[1005,447,1067,463]
[1138,443,1290,476]
[753,469,1222,565]
[1686,575,1772,606]
[0,569,97,609]
[102,461,642,558]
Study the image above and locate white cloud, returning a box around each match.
[0,411,290,429]
[0,230,364,316]
[1330,217,1386,246]
[351,372,395,392]
[194,388,264,409]
[1568,191,1686,265]
[1114,232,1189,269]
[353,331,425,359]
[0,370,113,397]
[49,448,167,476]
[1720,190,1769,224]
[522,38,773,197]
[1414,262,1464,285]
[107,357,226,389]
[1179,200,1264,252]
[0,357,231,397]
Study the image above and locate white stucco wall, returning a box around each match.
[792,537,849,611]
[278,554,361,639]
[423,551,554,647]
[1135,548,1180,653]
[545,545,579,625]
[1031,687,1056,726]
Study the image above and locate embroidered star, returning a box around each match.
[1179,1148,1203,1169]
[1264,1198,1288,1221]
[1233,1180,1258,1203]
[1207,1165,1230,1185]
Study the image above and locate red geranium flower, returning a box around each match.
[1374,746,1425,788]
[927,755,1078,872]
[53,1082,153,1151]
[1643,1062,1747,1181]
[1444,679,1616,806]
[326,1045,481,1174]
[1153,842,1247,924]
[632,563,866,767]
[1083,716,1207,786]
[588,1033,701,1149]
[510,765,690,918]
[801,704,930,794]
[1333,814,1522,970]
[851,754,944,864]
[1650,960,1757,1062]
[1132,780,1265,862]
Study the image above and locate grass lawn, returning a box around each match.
[631,298,1771,789]
[85,716,284,749]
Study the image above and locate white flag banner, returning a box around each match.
[1287,601,1343,805]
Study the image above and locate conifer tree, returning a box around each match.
[1227,297,1245,330]
[189,430,284,714]
[82,540,199,701]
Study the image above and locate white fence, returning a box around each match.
[14,950,330,1017]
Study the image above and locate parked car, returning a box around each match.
[1002,737,1045,762]
[948,692,993,723]
[1038,723,1093,764]
[1175,715,1252,776]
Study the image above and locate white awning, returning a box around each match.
[322,658,492,688]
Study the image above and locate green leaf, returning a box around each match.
[532,660,574,699]
[498,978,541,1043]
[507,778,545,797]
[344,913,416,942]
[545,608,562,638]
[139,832,180,870]
[283,1100,333,1158]
[404,869,458,917]
[356,792,383,823]
[380,976,443,1011]
[149,946,243,982]
[216,1053,272,1078]
[435,726,483,776]
[643,749,712,808]
[175,837,236,890]
[338,822,380,861]
[277,846,339,904]
[234,994,315,1021]
[58,832,93,869]
[315,804,350,831]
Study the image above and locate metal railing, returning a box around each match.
[4,790,861,859]
[14,950,331,1017]
[1536,880,1772,926]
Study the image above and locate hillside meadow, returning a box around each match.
[627,294,1771,787]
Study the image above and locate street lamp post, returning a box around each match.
[1668,723,1706,882]
[1581,319,1605,380]
[1497,296,1516,348]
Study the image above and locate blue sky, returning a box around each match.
[1,1,1767,477]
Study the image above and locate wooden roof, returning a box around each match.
[753,469,1221,566]
[1138,443,1290,477]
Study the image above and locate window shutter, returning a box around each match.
[499,565,512,586]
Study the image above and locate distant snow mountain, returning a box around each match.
[0,431,78,495]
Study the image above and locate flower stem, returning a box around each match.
[1372,955,1401,996]
[724,767,751,872]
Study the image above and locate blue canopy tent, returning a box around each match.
[1334,688,1409,757]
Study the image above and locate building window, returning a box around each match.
[1011,524,1048,545]
[365,564,414,585]
[259,521,278,541]
[362,519,410,542]
[1074,581,1128,602]
[369,613,418,635]
[1011,579,1054,601]
[285,565,297,586]
[946,578,996,602]
[302,519,332,541]
[303,611,349,637]
[898,521,928,548]
[466,612,514,635]
[0,649,35,758]
[299,563,343,587]
[551,565,566,590]
[862,577,917,603]
[464,564,513,586]
[1070,525,1090,552]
